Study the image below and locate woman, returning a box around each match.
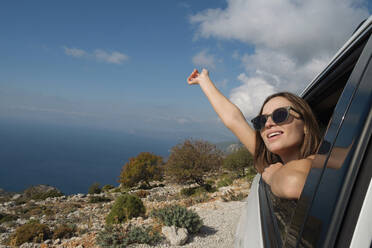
[187,68,320,199]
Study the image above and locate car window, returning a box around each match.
[288,32,372,247]
[258,26,372,247]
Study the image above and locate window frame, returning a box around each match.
[257,20,372,248]
[285,27,372,248]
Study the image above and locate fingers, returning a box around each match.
[187,69,200,84]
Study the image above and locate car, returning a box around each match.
[236,16,372,248]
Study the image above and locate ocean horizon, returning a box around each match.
[0,120,175,195]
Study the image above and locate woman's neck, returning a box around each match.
[280,150,301,164]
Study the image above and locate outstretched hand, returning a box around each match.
[187,68,209,85]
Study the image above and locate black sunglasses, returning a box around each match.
[251,106,302,131]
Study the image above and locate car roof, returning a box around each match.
[301,15,372,97]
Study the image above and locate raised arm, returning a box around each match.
[187,68,256,155]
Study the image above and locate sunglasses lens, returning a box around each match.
[252,115,267,130]
[272,108,289,124]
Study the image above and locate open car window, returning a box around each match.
[258,21,372,248]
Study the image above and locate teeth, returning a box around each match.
[268,132,282,138]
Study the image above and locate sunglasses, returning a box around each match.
[251,106,302,131]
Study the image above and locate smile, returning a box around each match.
[267,131,283,139]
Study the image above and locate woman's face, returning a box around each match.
[260,96,305,160]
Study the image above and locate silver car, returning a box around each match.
[236,16,372,248]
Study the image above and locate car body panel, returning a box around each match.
[350,179,372,248]
[235,174,264,248]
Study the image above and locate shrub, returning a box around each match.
[180,185,215,200]
[89,196,112,203]
[96,225,126,248]
[96,225,161,247]
[217,174,236,188]
[217,178,233,188]
[112,187,122,193]
[0,213,18,224]
[88,182,102,194]
[0,226,7,233]
[10,222,51,246]
[223,147,254,177]
[106,194,145,225]
[126,226,162,246]
[134,190,149,198]
[23,185,63,200]
[165,139,223,186]
[180,187,197,197]
[53,224,76,239]
[150,205,203,233]
[119,152,164,188]
[102,184,115,192]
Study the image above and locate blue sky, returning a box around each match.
[0,0,370,142]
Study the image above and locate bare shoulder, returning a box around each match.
[285,155,315,173]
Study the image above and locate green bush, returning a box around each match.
[0,213,18,224]
[126,226,162,245]
[96,225,161,247]
[25,190,63,201]
[181,184,215,198]
[89,196,112,203]
[23,186,63,201]
[180,187,197,197]
[150,205,203,233]
[217,178,232,188]
[53,224,76,239]
[106,194,145,224]
[10,222,51,246]
[223,147,254,177]
[102,184,115,192]
[119,152,164,188]
[88,182,102,194]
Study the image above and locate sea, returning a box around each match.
[0,120,175,195]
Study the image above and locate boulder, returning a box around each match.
[162,226,188,246]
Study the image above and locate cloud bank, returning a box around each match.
[192,50,217,69]
[63,46,129,64]
[191,0,369,118]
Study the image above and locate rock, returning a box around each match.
[162,226,188,246]
[11,194,22,200]
[44,239,52,244]
[19,243,41,248]
[53,238,61,245]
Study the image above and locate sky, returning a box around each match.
[0,0,370,143]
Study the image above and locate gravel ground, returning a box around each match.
[132,199,247,248]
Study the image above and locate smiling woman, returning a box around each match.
[187,69,321,199]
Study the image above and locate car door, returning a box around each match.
[258,18,372,248]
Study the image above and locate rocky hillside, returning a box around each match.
[0,178,252,248]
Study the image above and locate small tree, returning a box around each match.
[119,152,163,188]
[88,182,102,194]
[165,139,223,186]
[223,147,254,177]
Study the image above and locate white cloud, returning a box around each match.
[63,47,87,57]
[63,46,129,64]
[191,0,369,115]
[192,50,217,69]
[230,74,276,119]
[94,49,129,64]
